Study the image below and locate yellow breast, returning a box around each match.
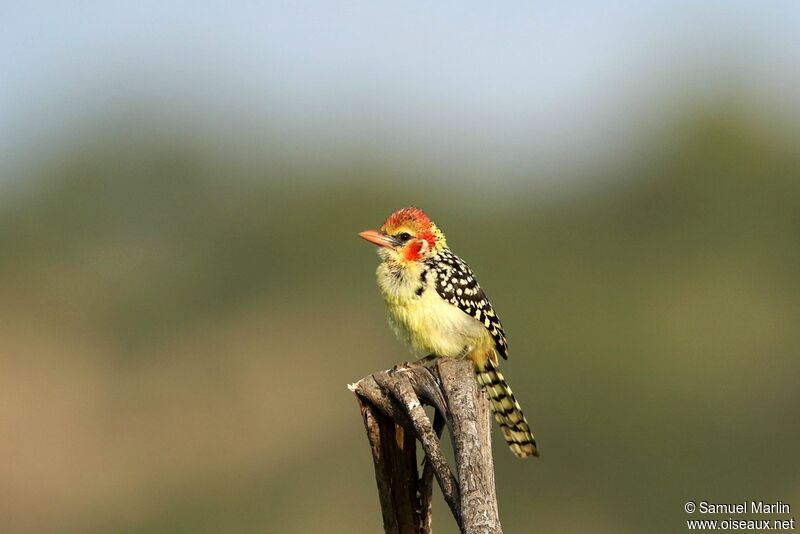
[377,261,491,358]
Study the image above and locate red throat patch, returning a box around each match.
[404,240,424,261]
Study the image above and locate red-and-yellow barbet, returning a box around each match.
[359,207,538,458]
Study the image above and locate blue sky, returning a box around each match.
[3,1,799,181]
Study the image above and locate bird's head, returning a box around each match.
[359,207,447,262]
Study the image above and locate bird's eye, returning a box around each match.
[397,232,412,242]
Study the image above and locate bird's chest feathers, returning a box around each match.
[376,260,427,302]
[376,260,484,357]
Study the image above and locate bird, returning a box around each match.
[359,206,538,458]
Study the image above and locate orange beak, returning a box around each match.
[359,229,397,248]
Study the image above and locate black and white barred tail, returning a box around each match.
[474,358,539,458]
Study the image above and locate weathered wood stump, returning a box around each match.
[349,358,502,534]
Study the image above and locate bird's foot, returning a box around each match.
[415,354,438,368]
[390,354,437,374]
[455,345,473,360]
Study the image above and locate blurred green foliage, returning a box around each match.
[1,102,798,533]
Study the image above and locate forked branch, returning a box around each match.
[350,358,502,534]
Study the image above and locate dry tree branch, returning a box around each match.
[350,358,503,534]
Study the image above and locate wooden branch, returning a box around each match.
[438,359,502,533]
[350,359,503,534]
[374,369,462,527]
[357,398,421,533]
[419,410,445,533]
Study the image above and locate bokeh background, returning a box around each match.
[2,2,799,533]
